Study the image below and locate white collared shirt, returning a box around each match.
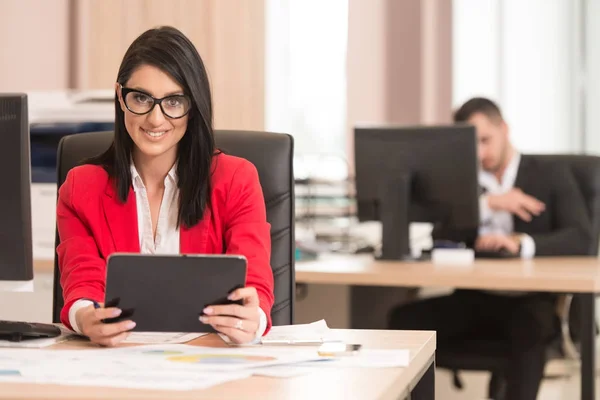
[131,162,180,254]
[69,163,267,342]
[478,152,536,258]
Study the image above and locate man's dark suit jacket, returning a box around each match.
[511,155,592,256]
[438,154,592,256]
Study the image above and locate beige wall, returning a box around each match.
[346,0,453,168]
[0,0,70,91]
[74,0,265,130]
[0,0,265,130]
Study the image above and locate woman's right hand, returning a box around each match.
[75,305,136,346]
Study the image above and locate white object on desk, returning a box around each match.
[251,348,411,378]
[100,344,323,371]
[0,349,251,391]
[261,319,337,345]
[304,348,410,368]
[0,344,323,390]
[431,248,475,265]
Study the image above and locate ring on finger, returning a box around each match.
[235,319,244,331]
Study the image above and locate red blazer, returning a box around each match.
[56,153,274,332]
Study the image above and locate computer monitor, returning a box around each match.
[354,125,480,260]
[0,93,33,289]
[0,93,61,340]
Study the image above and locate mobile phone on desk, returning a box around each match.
[318,342,362,357]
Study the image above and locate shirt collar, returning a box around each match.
[479,151,521,192]
[130,161,178,192]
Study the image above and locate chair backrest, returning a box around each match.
[52,130,295,326]
[529,154,600,256]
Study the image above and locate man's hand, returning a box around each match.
[487,188,545,222]
[475,234,520,254]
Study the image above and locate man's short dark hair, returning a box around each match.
[454,97,504,124]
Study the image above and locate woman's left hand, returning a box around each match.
[199,287,261,344]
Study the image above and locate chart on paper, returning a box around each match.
[0,345,319,390]
[103,344,321,371]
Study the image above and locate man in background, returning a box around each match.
[388,97,592,400]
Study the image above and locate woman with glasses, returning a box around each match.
[56,26,274,346]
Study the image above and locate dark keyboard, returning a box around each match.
[0,321,61,342]
[474,249,519,259]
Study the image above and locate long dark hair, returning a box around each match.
[88,26,215,228]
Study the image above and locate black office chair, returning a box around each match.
[435,154,600,399]
[51,130,295,326]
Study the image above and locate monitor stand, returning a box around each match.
[377,174,424,261]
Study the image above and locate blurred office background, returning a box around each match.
[2,0,599,156]
[1,0,599,398]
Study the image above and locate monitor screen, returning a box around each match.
[0,93,34,290]
[354,125,480,259]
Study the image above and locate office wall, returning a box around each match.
[0,0,70,90]
[453,0,582,154]
[264,0,348,157]
[452,0,501,107]
[0,0,265,131]
[74,0,265,130]
[346,0,452,168]
[584,0,600,154]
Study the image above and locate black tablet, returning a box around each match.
[104,253,247,333]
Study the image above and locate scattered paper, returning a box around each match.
[250,349,411,376]
[123,332,207,344]
[261,319,337,345]
[248,349,411,378]
[100,344,322,371]
[0,325,77,348]
[56,370,252,391]
[0,361,251,391]
[302,349,411,368]
[0,330,412,391]
[250,364,319,378]
[0,344,322,390]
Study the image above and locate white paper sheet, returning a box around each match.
[260,319,338,345]
[0,344,322,390]
[302,349,411,368]
[99,344,323,371]
[123,332,208,344]
[0,363,251,391]
[249,349,411,377]
[249,365,319,378]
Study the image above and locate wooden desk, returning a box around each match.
[296,254,600,400]
[0,330,435,400]
[296,254,600,292]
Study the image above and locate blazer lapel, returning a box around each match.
[180,208,211,254]
[513,155,531,190]
[102,180,140,253]
[512,155,533,230]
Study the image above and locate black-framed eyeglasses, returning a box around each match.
[119,84,192,119]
